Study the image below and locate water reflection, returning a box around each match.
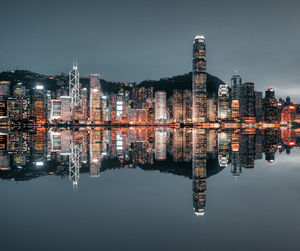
[0,127,298,215]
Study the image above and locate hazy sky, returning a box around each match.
[1,0,300,99]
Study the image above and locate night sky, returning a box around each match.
[1,0,300,99]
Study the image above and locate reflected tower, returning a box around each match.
[155,128,168,160]
[192,129,207,216]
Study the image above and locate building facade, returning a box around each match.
[192,35,207,123]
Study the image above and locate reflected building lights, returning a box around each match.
[0,127,299,214]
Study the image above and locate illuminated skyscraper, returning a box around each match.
[264,88,280,123]
[182,89,192,122]
[60,96,71,122]
[172,90,183,123]
[231,72,242,121]
[192,35,207,123]
[207,96,217,122]
[218,84,231,120]
[281,105,296,123]
[90,74,101,123]
[255,91,263,122]
[32,85,46,124]
[155,91,167,123]
[240,82,256,123]
[231,71,242,100]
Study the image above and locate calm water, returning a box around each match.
[0,127,300,251]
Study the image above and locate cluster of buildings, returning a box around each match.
[0,36,298,126]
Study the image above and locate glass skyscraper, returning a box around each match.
[192,35,207,123]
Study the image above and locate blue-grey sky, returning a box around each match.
[1,0,300,99]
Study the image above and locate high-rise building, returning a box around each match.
[182,89,192,122]
[155,91,167,123]
[218,84,231,120]
[0,81,10,97]
[32,85,46,124]
[207,95,217,122]
[192,35,207,123]
[240,82,255,123]
[231,71,242,100]
[255,91,263,122]
[172,89,183,123]
[60,96,71,122]
[281,105,296,124]
[231,72,242,121]
[89,74,101,124]
[264,88,280,123]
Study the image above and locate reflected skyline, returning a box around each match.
[0,127,298,216]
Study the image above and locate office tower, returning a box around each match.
[69,62,81,110]
[155,91,167,123]
[172,90,183,123]
[231,100,239,122]
[207,95,217,122]
[49,100,61,123]
[146,107,155,124]
[90,74,101,124]
[100,96,109,122]
[73,87,88,123]
[281,105,296,123]
[192,35,207,123]
[230,72,242,121]
[167,96,173,121]
[218,84,231,120]
[240,82,256,123]
[116,92,126,122]
[192,129,207,216]
[8,98,22,122]
[133,87,154,109]
[264,88,280,123]
[32,85,46,124]
[0,81,10,97]
[183,89,192,122]
[155,127,167,160]
[255,91,263,122]
[0,99,8,121]
[231,71,242,100]
[60,96,71,122]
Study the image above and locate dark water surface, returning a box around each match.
[0,127,300,251]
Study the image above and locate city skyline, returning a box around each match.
[0,56,299,126]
